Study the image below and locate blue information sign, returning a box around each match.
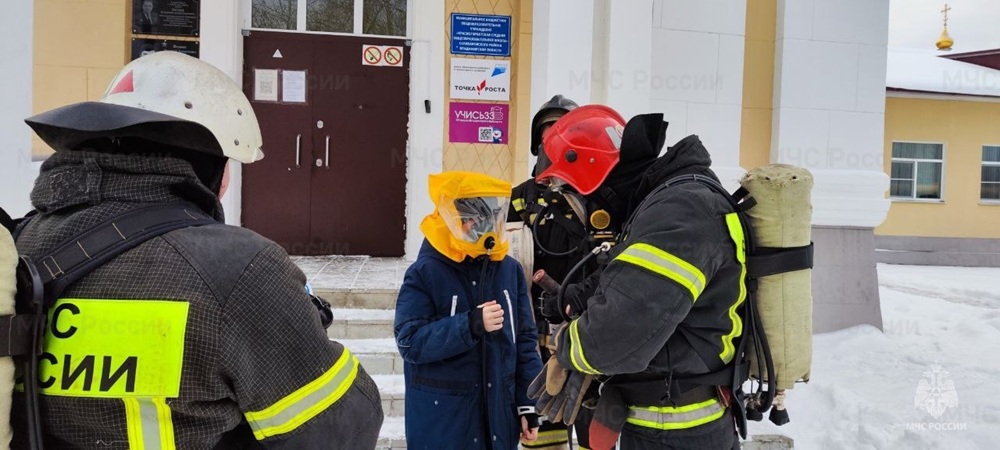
[450,13,511,57]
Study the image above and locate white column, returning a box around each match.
[531,0,596,111]
[772,0,890,227]
[201,0,246,225]
[526,0,597,176]
[404,0,445,259]
[648,0,748,190]
[604,0,652,120]
[0,1,35,216]
[772,0,891,332]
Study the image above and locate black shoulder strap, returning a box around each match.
[1,207,16,234]
[655,174,813,276]
[2,203,216,358]
[8,203,218,450]
[33,203,218,303]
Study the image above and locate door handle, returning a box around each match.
[324,135,331,168]
[295,134,301,168]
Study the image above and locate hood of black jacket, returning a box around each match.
[629,134,719,216]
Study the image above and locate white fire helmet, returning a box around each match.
[25,51,264,163]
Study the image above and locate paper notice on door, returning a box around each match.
[282,70,307,103]
[253,69,279,102]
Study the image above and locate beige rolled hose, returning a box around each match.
[505,221,535,289]
[1,228,16,449]
[741,164,813,391]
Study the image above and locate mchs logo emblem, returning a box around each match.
[914,364,958,419]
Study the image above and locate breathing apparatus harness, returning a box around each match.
[544,174,808,439]
[635,174,776,438]
[526,184,621,258]
[527,183,626,329]
[5,204,219,450]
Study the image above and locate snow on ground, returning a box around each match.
[751,263,1000,449]
[380,416,406,441]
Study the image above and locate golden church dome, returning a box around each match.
[936,27,954,51]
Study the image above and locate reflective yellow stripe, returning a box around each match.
[245,350,359,440]
[568,320,601,375]
[512,198,526,211]
[521,429,569,447]
[124,397,175,450]
[720,213,747,363]
[626,398,725,430]
[615,243,706,300]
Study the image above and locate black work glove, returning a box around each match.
[561,273,601,319]
[468,309,485,337]
[310,294,334,329]
[520,411,540,430]
[539,291,564,325]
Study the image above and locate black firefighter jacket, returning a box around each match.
[554,135,746,408]
[11,151,383,449]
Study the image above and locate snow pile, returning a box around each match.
[751,264,1000,449]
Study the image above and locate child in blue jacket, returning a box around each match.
[394,171,543,450]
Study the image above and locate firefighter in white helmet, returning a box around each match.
[11,51,383,449]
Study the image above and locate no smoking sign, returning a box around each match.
[361,45,404,68]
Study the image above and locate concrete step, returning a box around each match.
[371,374,405,417]
[315,288,399,310]
[376,416,406,450]
[338,338,403,376]
[328,309,395,340]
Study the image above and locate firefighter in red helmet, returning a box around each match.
[530,104,745,450]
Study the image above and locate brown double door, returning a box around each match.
[242,31,408,256]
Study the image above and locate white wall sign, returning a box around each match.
[282,70,307,103]
[253,69,278,102]
[449,58,511,101]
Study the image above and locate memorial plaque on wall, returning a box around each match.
[131,38,199,61]
[132,0,200,36]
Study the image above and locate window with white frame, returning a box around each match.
[890,142,944,200]
[983,146,1000,201]
[362,0,406,36]
[251,0,408,36]
[252,0,297,30]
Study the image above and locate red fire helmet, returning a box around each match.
[535,104,625,195]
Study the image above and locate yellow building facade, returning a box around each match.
[877,48,1000,266]
[32,0,130,159]
[880,96,1000,239]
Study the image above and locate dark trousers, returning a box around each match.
[574,406,593,447]
[618,413,740,450]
